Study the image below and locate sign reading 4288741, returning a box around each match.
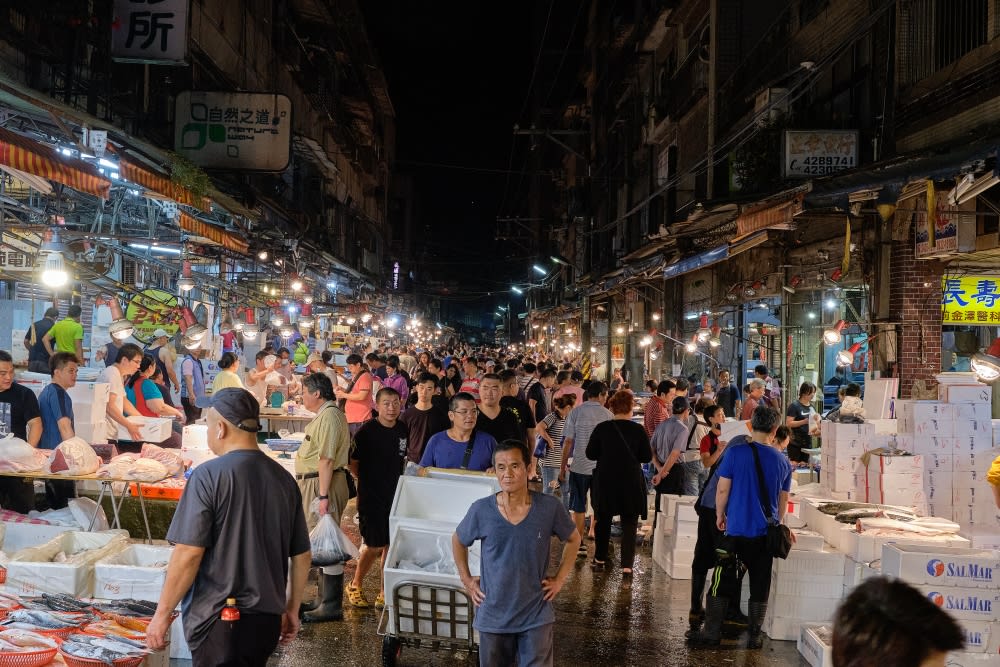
[174,91,292,172]
[941,276,1000,324]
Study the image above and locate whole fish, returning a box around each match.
[62,640,121,664]
[0,628,60,648]
[6,609,80,628]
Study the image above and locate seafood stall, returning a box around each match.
[378,473,497,667]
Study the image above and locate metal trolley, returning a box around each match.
[378,579,478,666]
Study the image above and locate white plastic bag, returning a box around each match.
[308,512,359,566]
[48,437,100,476]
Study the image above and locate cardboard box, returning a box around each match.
[94,544,173,601]
[913,583,1000,621]
[798,624,834,667]
[881,543,1000,589]
[117,416,171,443]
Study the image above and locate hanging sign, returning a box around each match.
[783,130,858,178]
[174,91,292,171]
[112,0,189,64]
[941,276,1000,325]
[126,289,180,343]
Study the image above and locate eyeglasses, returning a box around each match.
[451,409,478,416]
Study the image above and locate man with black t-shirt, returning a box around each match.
[476,374,523,446]
[0,350,41,512]
[528,368,556,424]
[399,373,450,464]
[348,387,408,610]
[715,370,742,419]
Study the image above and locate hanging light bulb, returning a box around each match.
[971,338,1000,382]
[639,336,653,347]
[232,308,245,332]
[836,342,864,367]
[685,336,698,353]
[105,296,134,341]
[39,229,69,288]
[823,320,848,346]
[271,309,284,327]
[298,303,314,329]
[346,317,357,326]
[280,323,294,338]
[241,308,258,340]
[361,313,372,323]
[177,306,208,341]
[182,335,202,351]
[290,273,303,292]
[303,294,314,305]
[709,321,722,348]
[258,250,268,261]
[696,314,711,343]
[177,261,196,292]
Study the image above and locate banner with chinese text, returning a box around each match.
[942,277,1000,325]
[112,0,189,64]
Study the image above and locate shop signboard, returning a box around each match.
[782,130,858,178]
[174,91,292,171]
[942,276,1000,325]
[126,289,180,344]
[915,197,975,258]
[112,0,189,64]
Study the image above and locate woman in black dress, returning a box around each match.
[586,389,652,577]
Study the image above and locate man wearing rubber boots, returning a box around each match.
[689,405,791,650]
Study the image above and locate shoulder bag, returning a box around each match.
[611,421,651,518]
[748,443,792,559]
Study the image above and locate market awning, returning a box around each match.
[0,126,110,199]
[735,189,805,237]
[177,211,249,254]
[119,157,211,213]
[663,244,728,281]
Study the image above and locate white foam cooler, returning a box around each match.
[94,544,174,601]
[390,476,495,536]
[383,524,481,641]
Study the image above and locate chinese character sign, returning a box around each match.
[941,276,1000,325]
[126,289,180,343]
[112,0,189,64]
[783,130,858,178]
[174,91,292,171]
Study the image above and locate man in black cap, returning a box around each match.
[146,388,311,666]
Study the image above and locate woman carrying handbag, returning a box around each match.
[585,390,652,578]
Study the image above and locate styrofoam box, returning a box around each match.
[961,620,1000,654]
[389,476,495,535]
[422,468,501,492]
[652,533,670,571]
[868,419,898,435]
[182,424,208,449]
[946,651,1000,667]
[922,453,954,471]
[118,416,171,443]
[383,524,480,639]
[911,434,954,455]
[841,531,970,563]
[169,609,191,660]
[67,383,110,425]
[942,384,993,404]
[842,555,881,591]
[791,529,826,552]
[881,543,999,589]
[866,453,924,475]
[5,531,129,597]
[821,421,876,443]
[764,614,803,641]
[774,548,846,577]
[798,624,834,667]
[960,527,1000,550]
[675,502,698,523]
[661,555,692,580]
[870,470,924,491]
[912,583,1000,621]
[94,544,173,601]
[897,401,956,435]
[953,505,1000,528]
[953,434,996,455]
[0,521,71,554]
[770,593,840,621]
[868,486,928,507]
[773,572,844,599]
[662,494,698,520]
[955,447,1000,473]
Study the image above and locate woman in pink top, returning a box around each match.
[335,353,375,435]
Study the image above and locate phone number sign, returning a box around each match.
[783,130,858,178]
[942,276,1000,325]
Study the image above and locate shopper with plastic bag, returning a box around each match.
[296,372,353,622]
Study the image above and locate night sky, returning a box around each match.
[362,1,575,301]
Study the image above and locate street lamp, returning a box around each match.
[511,286,524,294]
[532,264,547,276]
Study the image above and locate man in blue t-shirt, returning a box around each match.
[453,439,579,667]
[37,352,80,509]
[691,404,791,650]
[418,393,497,472]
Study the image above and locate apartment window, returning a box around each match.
[899,0,989,85]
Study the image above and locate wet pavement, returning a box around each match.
[258,502,808,667]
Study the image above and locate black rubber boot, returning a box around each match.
[747,601,768,649]
[686,569,708,638]
[299,571,320,615]
[688,595,728,648]
[303,573,344,622]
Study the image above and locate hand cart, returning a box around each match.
[377,579,477,667]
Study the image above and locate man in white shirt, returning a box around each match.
[99,343,144,442]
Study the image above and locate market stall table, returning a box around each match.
[0,471,169,543]
[259,412,316,433]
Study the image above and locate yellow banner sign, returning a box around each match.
[942,276,1000,325]
[126,289,180,343]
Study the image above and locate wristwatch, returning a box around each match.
[318,495,328,500]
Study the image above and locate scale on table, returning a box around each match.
[265,437,303,458]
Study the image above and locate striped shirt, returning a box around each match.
[539,412,566,468]
[563,400,613,475]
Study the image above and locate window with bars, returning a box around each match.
[899,0,990,85]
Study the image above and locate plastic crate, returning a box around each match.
[128,483,184,501]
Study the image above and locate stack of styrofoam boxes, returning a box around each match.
[764,546,846,641]
[862,452,927,515]
[652,494,697,573]
[22,381,110,444]
[882,543,1000,665]
[820,421,874,501]
[661,501,698,579]
[383,476,496,647]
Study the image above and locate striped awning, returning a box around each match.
[0,126,110,199]
[177,211,249,254]
[118,157,211,213]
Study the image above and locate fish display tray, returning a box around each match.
[60,651,144,667]
[264,439,302,453]
[0,648,58,667]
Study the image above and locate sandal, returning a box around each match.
[590,559,606,572]
[375,592,385,610]
[346,583,370,608]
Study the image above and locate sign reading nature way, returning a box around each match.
[126,289,180,343]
